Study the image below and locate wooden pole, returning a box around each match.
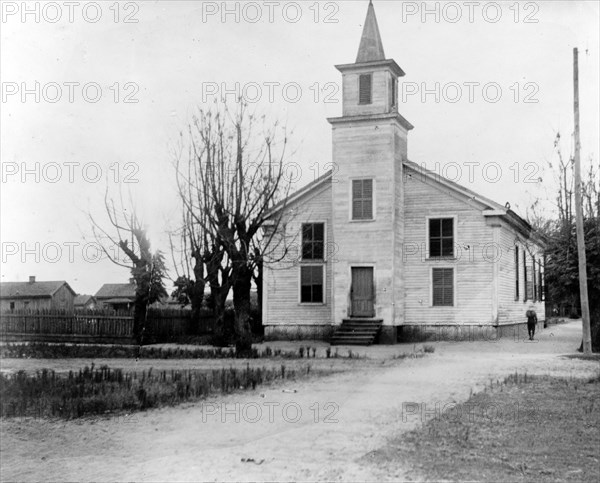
[573,47,592,354]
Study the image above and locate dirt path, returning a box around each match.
[1,321,598,482]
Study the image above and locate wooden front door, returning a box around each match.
[351,267,375,317]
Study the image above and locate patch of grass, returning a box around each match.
[0,343,342,360]
[364,374,600,482]
[0,362,317,420]
[422,344,435,353]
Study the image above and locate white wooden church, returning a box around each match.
[263,1,546,343]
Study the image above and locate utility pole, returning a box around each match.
[573,47,592,354]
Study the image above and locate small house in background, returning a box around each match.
[95,282,136,312]
[0,276,76,312]
[74,294,97,311]
[149,296,192,311]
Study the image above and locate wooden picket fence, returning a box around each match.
[0,308,213,344]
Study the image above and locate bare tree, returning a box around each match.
[174,100,293,353]
[89,187,167,344]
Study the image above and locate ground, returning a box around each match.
[1,320,598,482]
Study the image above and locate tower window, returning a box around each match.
[359,74,372,104]
[391,76,397,108]
[352,179,373,220]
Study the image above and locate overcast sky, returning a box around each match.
[1,0,599,295]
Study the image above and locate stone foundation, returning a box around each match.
[264,325,334,341]
[378,326,398,344]
[398,322,544,343]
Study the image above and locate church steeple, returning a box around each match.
[331,0,411,125]
[356,1,385,63]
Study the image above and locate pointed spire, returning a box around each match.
[356,1,385,63]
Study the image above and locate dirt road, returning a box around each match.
[1,321,597,482]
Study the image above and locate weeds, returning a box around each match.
[0,362,313,420]
[0,343,358,360]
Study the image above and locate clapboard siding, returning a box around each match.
[497,225,545,324]
[331,119,408,326]
[263,184,333,326]
[343,70,394,117]
[403,165,494,325]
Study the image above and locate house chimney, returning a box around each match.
[29,276,36,284]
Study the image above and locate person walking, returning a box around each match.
[526,306,538,341]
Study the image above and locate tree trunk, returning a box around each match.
[133,299,147,346]
[254,252,263,324]
[233,264,253,356]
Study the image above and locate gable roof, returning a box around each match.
[265,158,540,243]
[266,169,333,220]
[74,294,96,306]
[0,281,76,299]
[403,159,506,212]
[95,283,136,300]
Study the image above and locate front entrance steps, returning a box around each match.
[330,318,383,346]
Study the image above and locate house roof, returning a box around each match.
[0,281,76,299]
[95,283,136,300]
[266,169,333,220]
[74,294,96,306]
[101,298,134,305]
[266,158,541,243]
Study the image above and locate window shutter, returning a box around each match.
[359,74,372,104]
[523,251,528,301]
[514,246,520,301]
[352,179,373,220]
[432,268,453,306]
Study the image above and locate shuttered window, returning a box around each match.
[538,260,545,301]
[523,251,528,301]
[302,223,324,260]
[514,246,520,301]
[429,218,454,257]
[352,179,373,220]
[359,74,372,104]
[300,266,324,303]
[531,256,537,302]
[432,268,454,306]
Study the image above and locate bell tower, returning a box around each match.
[328,0,413,342]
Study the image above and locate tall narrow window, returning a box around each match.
[390,76,397,108]
[302,223,324,260]
[523,251,528,301]
[538,260,544,301]
[514,246,520,301]
[359,74,372,104]
[531,255,537,302]
[300,266,323,304]
[432,268,454,306]
[352,179,373,220]
[429,218,454,258]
